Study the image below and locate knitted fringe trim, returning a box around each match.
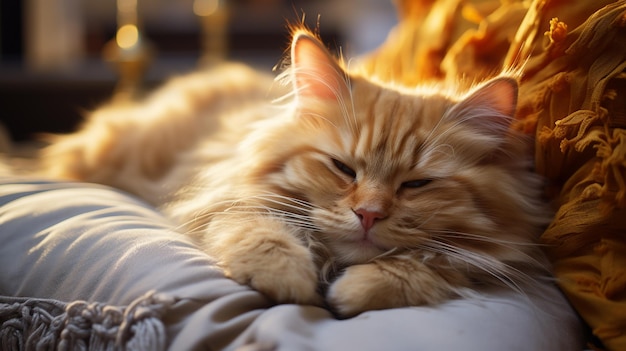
[0,291,175,351]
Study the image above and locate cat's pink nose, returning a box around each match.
[354,208,387,232]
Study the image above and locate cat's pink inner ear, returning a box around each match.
[291,32,346,100]
[459,77,519,134]
[473,77,518,118]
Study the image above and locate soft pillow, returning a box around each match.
[0,177,584,350]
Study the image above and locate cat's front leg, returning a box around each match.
[327,255,468,318]
[205,213,321,305]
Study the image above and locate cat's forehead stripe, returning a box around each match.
[352,89,425,171]
[352,87,381,157]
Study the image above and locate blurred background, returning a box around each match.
[0,0,397,143]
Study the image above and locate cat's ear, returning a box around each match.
[453,77,519,137]
[290,31,348,100]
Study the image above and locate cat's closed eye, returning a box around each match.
[332,158,357,180]
[401,179,433,188]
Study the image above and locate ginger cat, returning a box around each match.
[42,29,551,317]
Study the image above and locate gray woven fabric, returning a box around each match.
[0,291,173,351]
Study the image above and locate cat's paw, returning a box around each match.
[224,241,321,306]
[327,259,455,318]
[327,263,392,318]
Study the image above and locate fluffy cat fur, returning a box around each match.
[41,29,551,317]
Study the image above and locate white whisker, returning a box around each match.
[432,229,547,247]
[174,191,322,237]
[429,230,550,273]
[417,238,544,298]
[251,192,317,210]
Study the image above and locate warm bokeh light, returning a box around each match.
[116,24,139,49]
[193,0,219,17]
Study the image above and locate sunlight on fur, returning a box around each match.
[41,27,553,318]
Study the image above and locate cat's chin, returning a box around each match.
[330,239,390,265]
